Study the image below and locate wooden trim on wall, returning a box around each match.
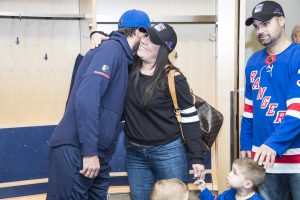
[0,169,214,189]
[1,184,216,200]
[96,15,217,24]
[79,0,96,54]
[216,0,239,193]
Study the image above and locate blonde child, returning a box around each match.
[150,178,189,200]
[195,158,265,200]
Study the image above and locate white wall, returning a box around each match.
[0,0,93,127]
[96,0,215,16]
[0,0,79,14]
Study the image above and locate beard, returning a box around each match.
[257,31,281,47]
[257,34,273,46]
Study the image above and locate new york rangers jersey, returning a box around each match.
[241,43,300,173]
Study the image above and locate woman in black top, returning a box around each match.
[124,23,205,200]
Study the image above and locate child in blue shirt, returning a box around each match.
[195,158,265,200]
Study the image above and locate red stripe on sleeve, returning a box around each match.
[287,103,300,112]
[93,71,110,79]
[244,104,253,113]
[252,151,300,163]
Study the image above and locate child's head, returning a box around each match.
[150,178,189,200]
[227,158,266,191]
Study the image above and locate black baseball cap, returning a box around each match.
[139,23,177,53]
[245,1,285,26]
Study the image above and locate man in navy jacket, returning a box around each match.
[47,10,151,200]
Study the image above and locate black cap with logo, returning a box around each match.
[139,23,177,53]
[245,1,285,26]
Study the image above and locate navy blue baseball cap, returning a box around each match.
[245,1,284,26]
[139,23,177,53]
[118,9,151,29]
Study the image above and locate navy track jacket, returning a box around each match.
[49,31,133,157]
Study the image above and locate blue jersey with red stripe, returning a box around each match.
[241,43,300,173]
[49,31,133,158]
[200,188,263,200]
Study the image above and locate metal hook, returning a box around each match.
[175,52,178,59]
[88,22,93,30]
[43,53,48,61]
[209,33,216,42]
[15,37,20,45]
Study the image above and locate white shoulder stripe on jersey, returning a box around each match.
[252,146,300,173]
[244,98,253,105]
[251,145,259,152]
[284,148,300,155]
[181,115,200,123]
[242,112,253,118]
[266,163,300,173]
[287,98,300,107]
[286,110,300,119]
[252,146,300,155]
[181,106,197,114]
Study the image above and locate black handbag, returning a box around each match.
[168,70,224,151]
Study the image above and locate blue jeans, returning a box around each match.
[259,173,300,200]
[126,138,189,200]
[47,145,110,200]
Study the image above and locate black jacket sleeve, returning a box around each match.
[175,75,205,165]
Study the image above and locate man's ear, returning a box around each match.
[278,16,285,27]
[243,180,254,190]
[135,29,142,38]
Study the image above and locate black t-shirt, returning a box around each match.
[124,72,204,164]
